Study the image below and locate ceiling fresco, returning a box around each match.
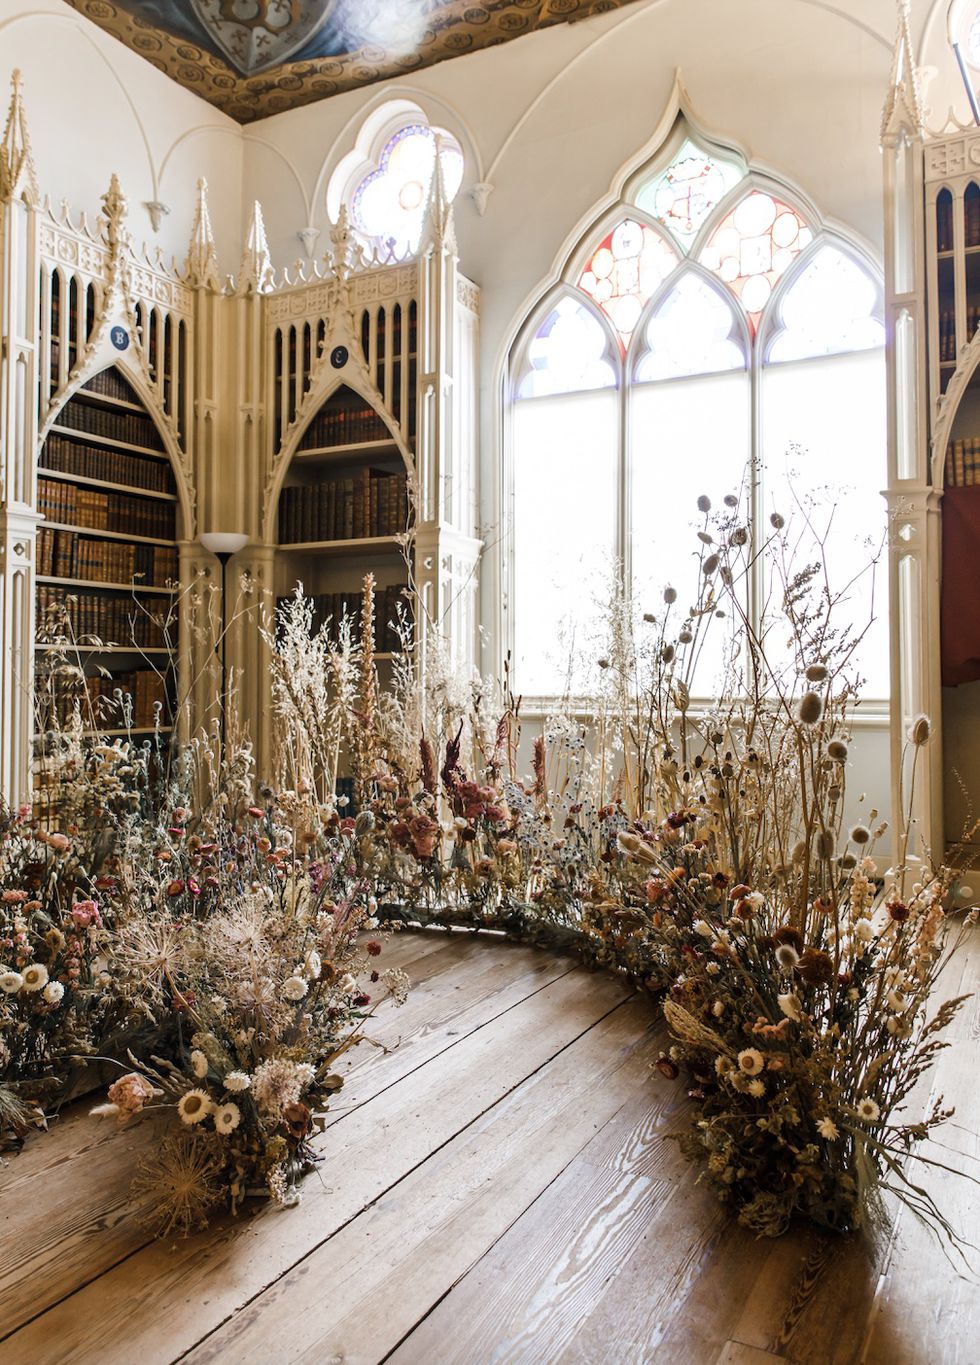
[64,0,642,124]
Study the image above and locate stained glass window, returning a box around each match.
[518,297,617,398]
[634,139,744,245]
[968,8,980,66]
[351,124,463,257]
[700,192,812,330]
[768,247,884,362]
[635,273,745,381]
[577,219,678,349]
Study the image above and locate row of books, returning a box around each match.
[59,395,164,451]
[279,469,409,544]
[38,478,177,540]
[297,404,394,451]
[37,669,170,731]
[945,436,980,486]
[277,584,410,653]
[42,432,174,495]
[37,529,178,588]
[939,311,958,363]
[934,199,980,252]
[36,585,170,649]
[84,369,140,404]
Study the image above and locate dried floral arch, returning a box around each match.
[505,116,888,702]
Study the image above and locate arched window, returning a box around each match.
[509,125,888,700]
[330,107,464,260]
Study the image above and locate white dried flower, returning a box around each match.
[855,1097,880,1123]
[0,969,24,994]
[304,949,322,980]
[190,1049,209,1079]
[21,963,48,992]
[693,919,714,939]
[747,1078,765,1098]
[283,975,308,1001]
[214,1102,241,1136]
[43,980,65,1005]
[777,993,802,1021]
[224,1070,251,1093]
[817,1117,839,1140]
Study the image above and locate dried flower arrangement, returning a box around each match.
[2,600,409,1233]
[3,502,975,1249]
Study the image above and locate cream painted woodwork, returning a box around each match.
[0,72,481,805]
[883,6,980,869]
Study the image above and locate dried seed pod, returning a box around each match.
[703,554,720,575]
[907,714,931,747]
[697,495,711,513]
[797,691,823,725]
[827,739,848,761]
[805,664,828,682]
[849,825,871,845]
[664,586,678,604]
[816,829,835,860]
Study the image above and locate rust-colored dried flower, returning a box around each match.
[795,949,834,986]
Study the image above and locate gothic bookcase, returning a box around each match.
[883,12,980,872]
[0,73,481,809]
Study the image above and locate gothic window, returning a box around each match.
[509,128,887,700]
[334,111,464,259]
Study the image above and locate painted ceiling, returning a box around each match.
[65,0,642,124]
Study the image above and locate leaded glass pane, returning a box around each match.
[578,220,678,349]
[352,124,463,257]
[700,192,812,331]
[635,272,745,380]
[518,297,617,398]
[634,139,744,245]
[768,246,884,361]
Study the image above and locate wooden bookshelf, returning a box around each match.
[33,367,180,816]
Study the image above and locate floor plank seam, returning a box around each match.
[0,953,581,1346]
[373,1059,664,1365]
[174,991,642,1365]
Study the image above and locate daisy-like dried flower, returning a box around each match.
[855,1097,880,1123]
[177,1089,212,1126]
[132,1133,224,1238]
[737,1048,765,1076]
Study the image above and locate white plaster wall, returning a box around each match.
[0,0,243,270]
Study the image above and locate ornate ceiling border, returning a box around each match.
[62,0,640,125]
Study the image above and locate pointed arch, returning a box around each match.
[629,263,750,380]
[511,286,622,399]
[760,238,885,363]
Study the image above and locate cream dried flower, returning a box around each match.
[747,1078,766,1098]
[283,975,308,1001]
[177,1088,212,1126]
[21,963,49,993]
[190,1049,209,1079]
[738,1048,765,1076]
[777,993,802,1021]
[42,980,65,1005]
[0,969,24,994]
[817,1117,839,1140]
[224,1070,251,1093]
[856,1097,880,1123]
[214,1102,241,1136]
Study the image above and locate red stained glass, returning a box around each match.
[578,219,678,350]
[700,192,812,331]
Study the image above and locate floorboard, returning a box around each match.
[0,926,977,1365]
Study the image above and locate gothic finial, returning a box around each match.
[0,69,40,206]
[419,133,457,254]
[328,203,360,277]
[186,177,220,289]
[881,0,924,143]
[238,199,273,294]
[101,174,129,256]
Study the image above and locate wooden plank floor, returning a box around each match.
[1,925,978,1365]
